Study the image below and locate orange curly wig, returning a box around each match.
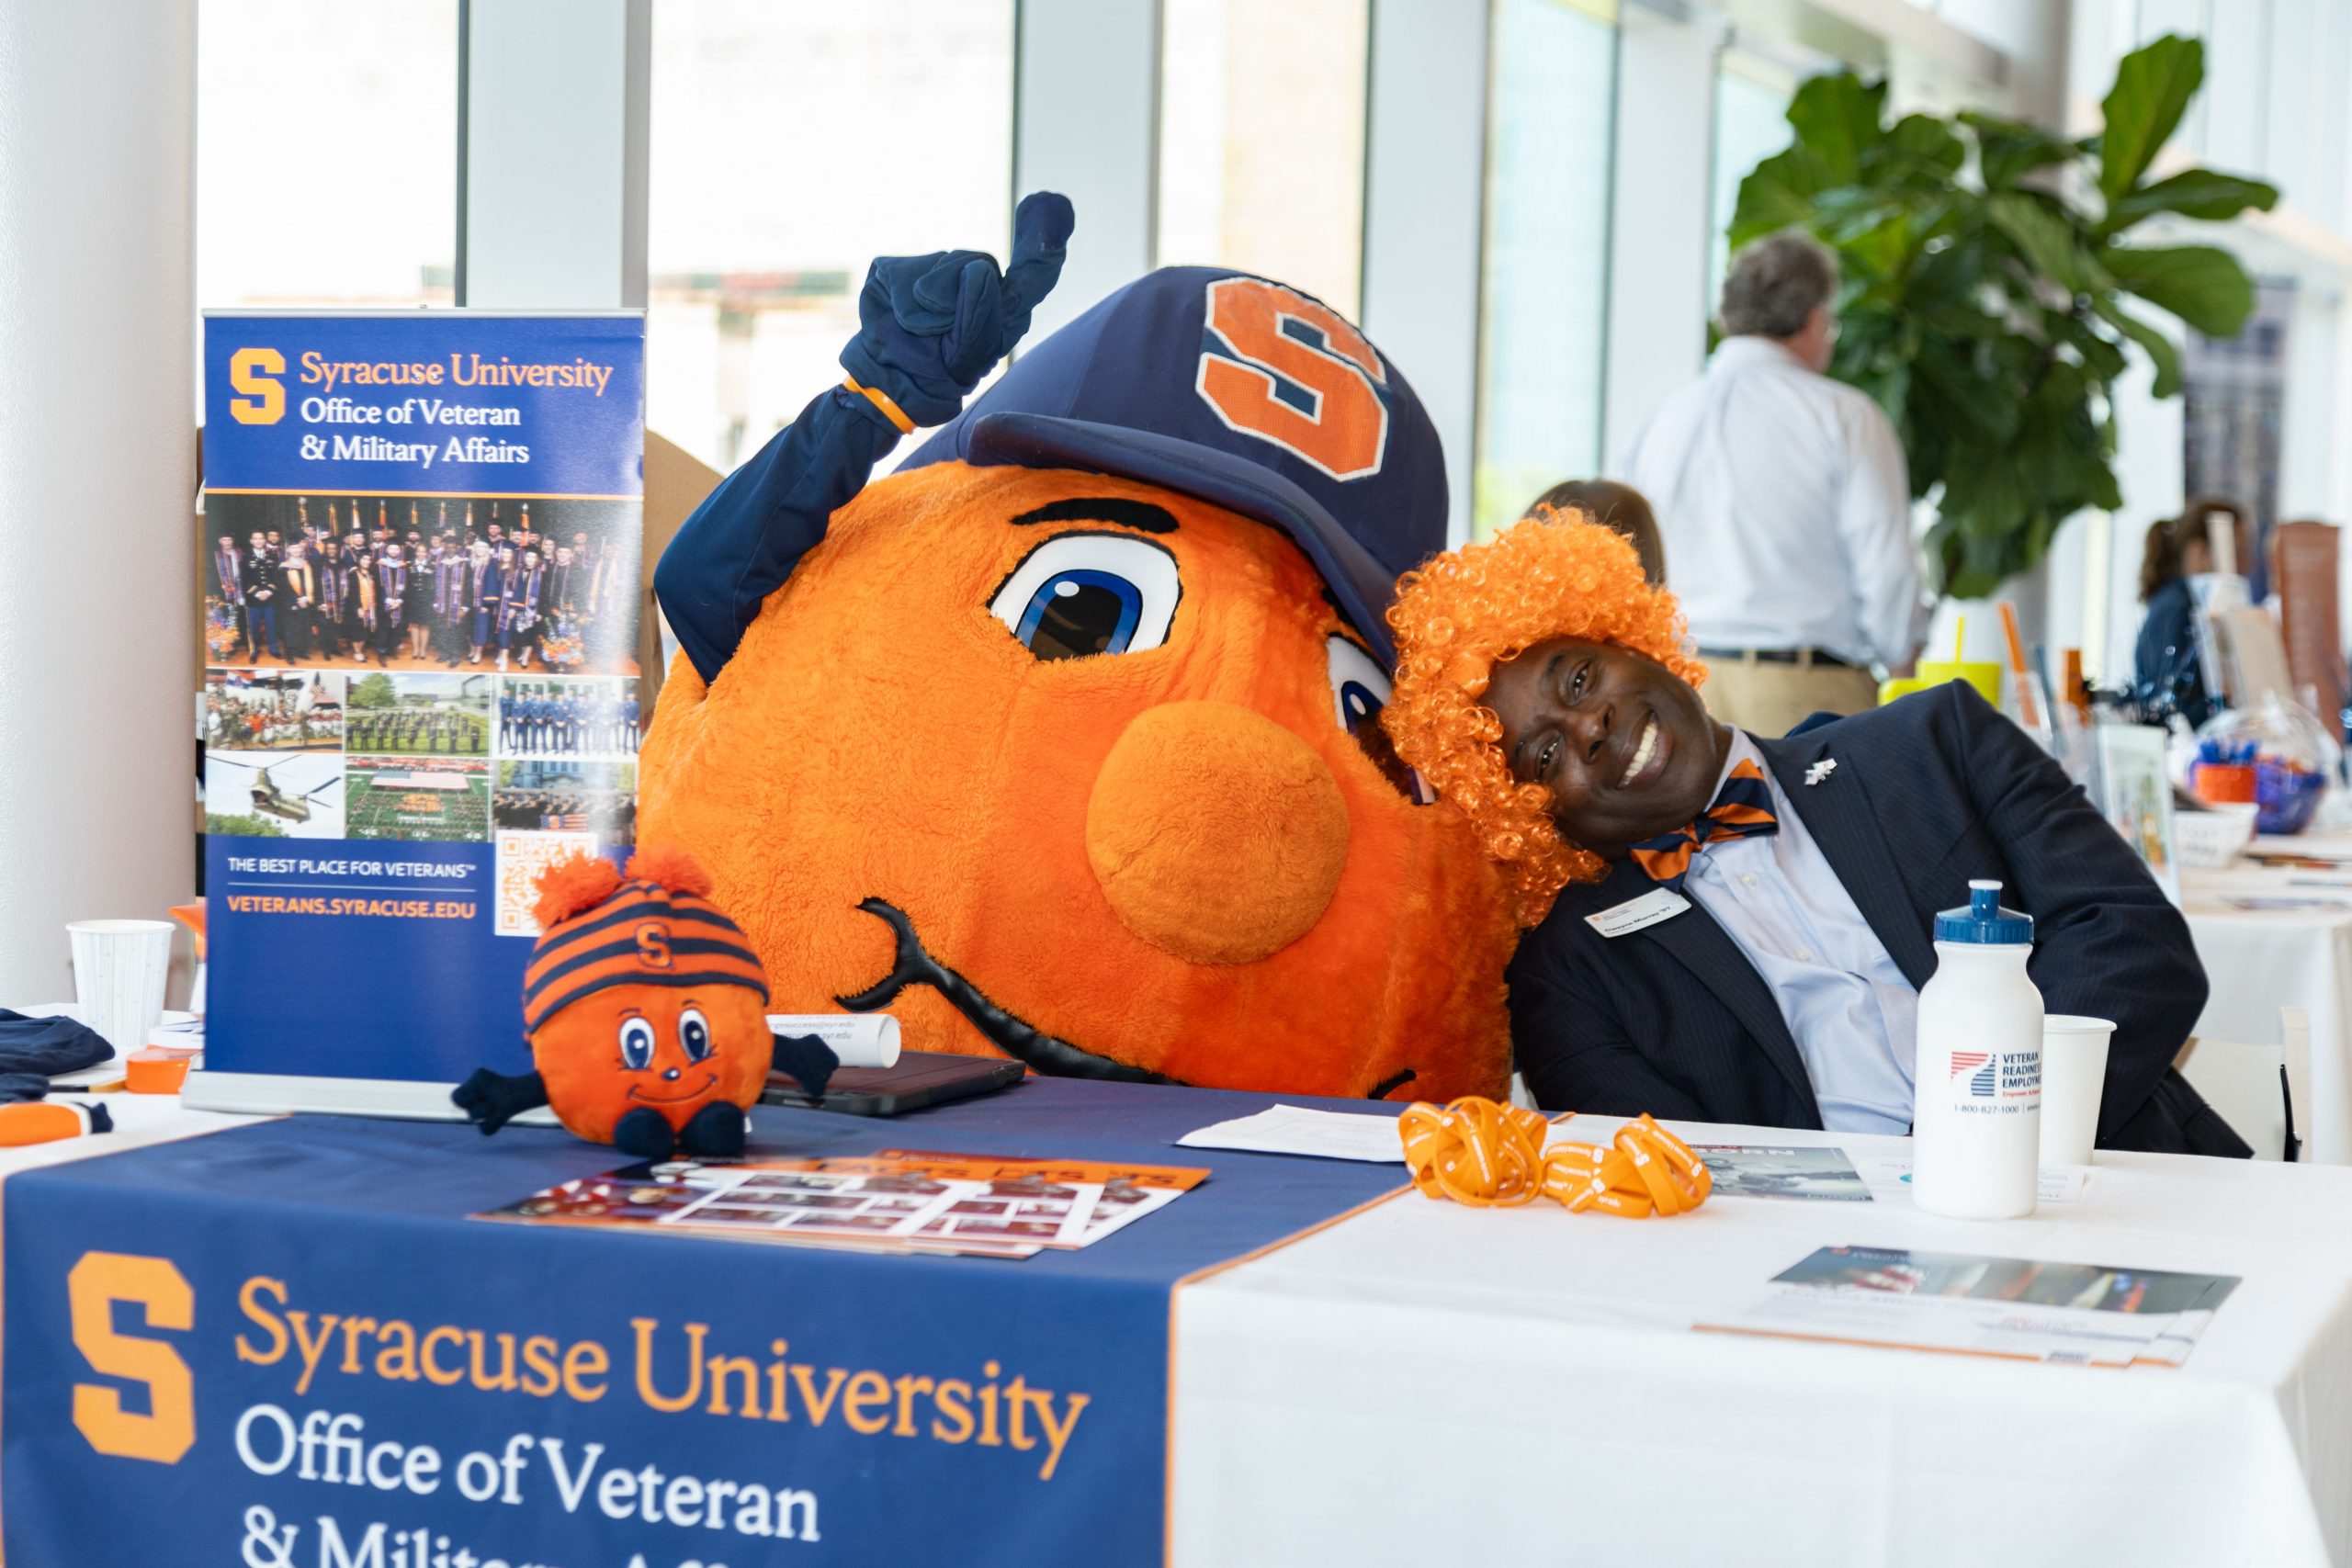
[1383,511,1708,927]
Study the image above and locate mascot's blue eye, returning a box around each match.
[618,1017,655,1071]
[678,1007,713,1063]
[989,532,1181,661]
[1015,570,1142,660]
[1326,636,1435,805]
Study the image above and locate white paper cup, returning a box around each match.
[68,919,175,1055]
[2039,1015,2117,1167]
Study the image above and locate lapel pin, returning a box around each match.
[1804,758,1838,786]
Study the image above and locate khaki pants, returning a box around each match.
[1698,652,1879,738]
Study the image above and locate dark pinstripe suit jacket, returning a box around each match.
[1509,681,2248,1157]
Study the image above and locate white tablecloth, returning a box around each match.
[2183,864,2352,1163]
[1170,1115,2352,1568]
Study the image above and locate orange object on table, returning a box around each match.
[1399,1098,1712,1218]
[168,901,206,959]
[1996,601,2043,732]
[2194,762,2259,804]
[0,1101,109,1145]
[125,1050,187,1094]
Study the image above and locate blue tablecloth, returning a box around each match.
[5,1077,1405,1568]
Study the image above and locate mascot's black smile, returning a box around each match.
[834,898,1420,1099]
[836,898,1178,1083]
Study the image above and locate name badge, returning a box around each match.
[1586,887,1690,939]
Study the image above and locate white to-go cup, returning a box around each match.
[2039,1015,2117,1167]
[68,919,175,1055]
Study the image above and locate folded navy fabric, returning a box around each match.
[0,1010,115,1101]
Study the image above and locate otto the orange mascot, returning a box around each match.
[451,847,837,1156]
[643,194,1516,1101]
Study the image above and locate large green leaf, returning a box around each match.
[2094,299,2183,397]
[1727,147,1832,247]
[2103,168,2278,232]
[1880,114,1966,179]
[1961,112,2077,188]
[2098,35,2204,203]
[1785,73,1887,185]
[2102,244,2256,336]
[1986,191,2094,290]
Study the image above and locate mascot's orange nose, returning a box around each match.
[1085,702,1351,965]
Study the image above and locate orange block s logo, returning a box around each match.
[1195,277,1389,481]
[636,919,673,968]
[68,1251,195,1464]
[228,347,286,425]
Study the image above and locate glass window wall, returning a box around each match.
[1157,0,1370,318]
[646,0,1015,470]
[1471,0,1618,536]
[197,1,458,312]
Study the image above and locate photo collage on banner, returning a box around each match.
[200,312,644,1084]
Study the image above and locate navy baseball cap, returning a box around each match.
[902,266,1446,666]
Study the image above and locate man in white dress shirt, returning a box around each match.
[1617,231,1927,736]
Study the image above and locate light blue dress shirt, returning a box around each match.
[1680,731,1919,1134]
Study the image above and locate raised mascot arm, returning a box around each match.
[653,192,1074,682]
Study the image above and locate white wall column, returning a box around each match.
[0,0,196,997]
[460,0,650,308]
[1601,4,1720,467]
[1014,0,1161,342]
[1361,0,1489,546]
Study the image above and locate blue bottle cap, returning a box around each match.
[1934,878,2033,944]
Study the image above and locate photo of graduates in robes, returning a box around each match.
[203,492,640,677]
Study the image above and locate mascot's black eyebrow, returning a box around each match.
[1010,497,1179,533]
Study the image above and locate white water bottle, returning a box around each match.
[1913,880,2043,1219]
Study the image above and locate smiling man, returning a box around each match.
[1384,516,2247,1156]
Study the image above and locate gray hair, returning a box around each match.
[1720,231,1838,339]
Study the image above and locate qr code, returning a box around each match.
[495,829,598,936]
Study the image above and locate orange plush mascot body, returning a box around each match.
[451,847,837,1156]
[643,194,1514,1102]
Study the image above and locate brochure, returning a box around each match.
[1690,1145,1872,1201]
[1175,1104,1408,1162]
[1698,1245,2238,1367]
[481,1150,1207,1260]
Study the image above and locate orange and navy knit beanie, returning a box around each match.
[521,845,768,1033]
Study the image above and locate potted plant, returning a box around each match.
[1729,34,2278,599]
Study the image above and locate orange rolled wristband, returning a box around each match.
[1401,1100,1712,1219]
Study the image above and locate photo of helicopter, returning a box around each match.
[205,750,345,838]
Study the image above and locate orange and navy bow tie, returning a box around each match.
[1628,759,1778,890]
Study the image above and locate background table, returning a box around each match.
[1170,1114,2352,1568]
[2182,863,2352,1162]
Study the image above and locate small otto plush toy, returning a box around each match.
[452,846,837,1158]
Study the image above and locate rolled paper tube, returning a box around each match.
[0,1101,109,1145]
[766,1013,901,1069]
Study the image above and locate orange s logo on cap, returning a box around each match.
[635,920,673,968]
[1195,277,1389,481]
